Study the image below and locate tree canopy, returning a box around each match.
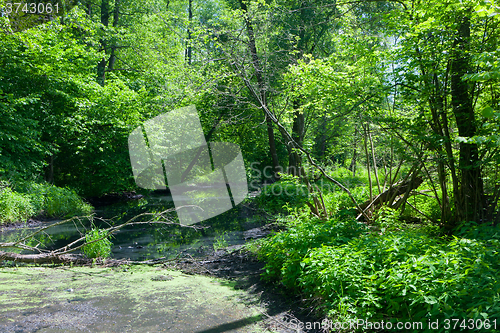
[0,0,499,223]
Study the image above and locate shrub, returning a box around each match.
[256,175,309,213]
[299,230,500,330]
[320,186,369,216]
[0,182,93,224]
[258,213,368,289]
[213,230,229,251]
[20,182,92,218]
[375,205,400,233]
[0,187,34,224]
[82,226,113,259]
[257,209,500,331]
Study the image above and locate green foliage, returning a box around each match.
[453,221,500,242]
[0,11,147,196]
[0,11,100,181]
[0,182,92,224]
[256,175,309,213]
[260,223,500,330]
[320,185,369,217]
[258,213,368,289]
[18,182,93,218]
[0,187,34,224]
[82,226,113,259]
[375,206,400,233]
[52,79,146,196]
[318,166,370,190]
[213,230,229,251]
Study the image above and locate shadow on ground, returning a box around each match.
[166,247,325,333]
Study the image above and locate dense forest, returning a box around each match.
[1,0,500,330]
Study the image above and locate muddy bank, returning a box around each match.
[164,247,326,333]
[0,219,44,232]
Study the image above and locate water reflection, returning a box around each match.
[0,194,265,261]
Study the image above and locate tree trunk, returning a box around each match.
[288,107,305,177]
[107,0,120,71]
[363,123,373,200]
[46,154,54,184]
[0,251,85,264]
[368,125,381,194]
[359,176,424,212]
[97,0,110,86]
[238,0,280,179]
[350,128,358,177]
[451,15,484,224]
[185,0,193,65]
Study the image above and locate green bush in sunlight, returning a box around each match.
[259,221,500,331]
[0,187,34,224]
[375,205,400,233]
[82,226,113,259]
[0,182,92,224]
[256,175,309,213]
[21,182,93,218]
[320,186,369,216]
[301,231,500,329]
[213,230,229,251]
[257,212,368,289]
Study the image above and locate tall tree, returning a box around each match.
[389,0,499,226]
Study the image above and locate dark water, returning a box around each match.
[0,194,266,261]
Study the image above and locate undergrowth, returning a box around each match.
[257,210,500,332]
[0,181,92,224]
[256,174,309,213]
[82,225,113,259]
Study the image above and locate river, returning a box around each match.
[0,192,268,261]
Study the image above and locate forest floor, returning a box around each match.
[0,245,324,333]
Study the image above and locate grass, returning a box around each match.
[0,181,93,224]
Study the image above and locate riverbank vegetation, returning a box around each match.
[253,170,500,330]
[1,0,500,331]
[0,181,92,224]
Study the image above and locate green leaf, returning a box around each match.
[482,106,495,118]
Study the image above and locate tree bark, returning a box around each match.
[363,123,373,200]
[107,0,120,71]
[288,107,305,176]
[0,251,85,264]
[238,0,280,179]
[350,127,358,177]
[451,15,484,224]
[368,125,381,194]
[97,0,110,86]
[360,176,424,212]
[185,0,193,65]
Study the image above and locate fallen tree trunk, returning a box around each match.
[359,176,424,215]
[0,251,87,264]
